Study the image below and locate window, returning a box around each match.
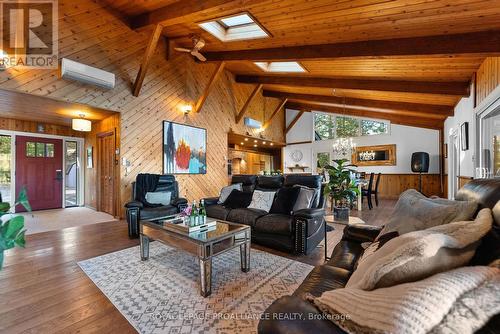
[199,12,269,42]
[314,113,389,141]
[361,120,388,136]
[0,135,12,203]
[26,141,55,158]
[254,62,306,73]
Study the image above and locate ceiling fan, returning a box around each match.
[174,36,207,62]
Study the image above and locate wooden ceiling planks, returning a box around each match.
[102,0,500,128]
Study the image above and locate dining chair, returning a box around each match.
[373,173,381,206]
[361,172,375,210]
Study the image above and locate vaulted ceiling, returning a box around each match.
[101,0,500,129]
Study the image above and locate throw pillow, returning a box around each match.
[145,191,171,206]
[347,208,493,290]
[248,190,276,212]
[223,190,253,209]
[377,189,477,238]
[270,186,301,215]
[218,183,242,204]
[309,266,500,334]
[292,185,316,211]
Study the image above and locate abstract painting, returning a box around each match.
[163,121,207,174]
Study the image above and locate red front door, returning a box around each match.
[15,136,63,212]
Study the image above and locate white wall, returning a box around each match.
[284,109,440,174]
[444,83,476,178]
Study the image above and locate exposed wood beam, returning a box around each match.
[286,101,443,130]
[262,98,288,129]
[235,84,263,123]
[285,110,306,134]
[130,0,267,29]
[132,24,164,97]
[205,30,500,61]
[236,75,469,96]
[263,90,452,118]
[195,62,226,113]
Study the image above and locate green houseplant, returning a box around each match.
[0,188,30,270]
[324,159,360,221]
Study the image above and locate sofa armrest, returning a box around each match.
[172,197,188,211]
[125,201,143,209]
[342,224,382,243]
[258,295,344,334]
[203,197,220,206]
[293,208,325,219]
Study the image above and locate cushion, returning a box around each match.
[223,190,253,209]
[226,208,267,227]
[293,185,316,211]
[139,205,178,220]
[270,187,301,215]
[310,266,500,334]
[218,183,242,204]
[145,191,171,206]
[347,208,493,290]
[378,189,477,237]
[205,204,231,221]
[254,214,294,236]
[248,190,276,212]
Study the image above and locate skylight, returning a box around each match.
[199,13,269,42]
[254,62,307,73]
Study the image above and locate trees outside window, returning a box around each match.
[314,113,388,141]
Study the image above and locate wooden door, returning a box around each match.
[15,136,63,211]
[98,131,115,215]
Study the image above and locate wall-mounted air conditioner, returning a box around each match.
[61,58,115,89]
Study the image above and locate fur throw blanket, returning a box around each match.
[309,266,500,334]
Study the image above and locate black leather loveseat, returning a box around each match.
[258,178,500,334]
[204,174,326,255]
[125,174,188,238]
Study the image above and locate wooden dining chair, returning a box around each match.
[373,173,381,206]
[361,172,375,210]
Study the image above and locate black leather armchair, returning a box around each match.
[125,174,187,238]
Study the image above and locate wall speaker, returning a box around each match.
[411,152,429,173]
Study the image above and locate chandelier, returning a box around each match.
[332,137,356,157]
[359,150,376,161]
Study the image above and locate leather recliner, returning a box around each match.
[125,174,188,238]
[204,174,326,255]
[258,178,500,334]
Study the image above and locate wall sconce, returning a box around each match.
[181,104,193,114]
[72,114,91,132]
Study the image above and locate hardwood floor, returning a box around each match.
[0,200,396,333]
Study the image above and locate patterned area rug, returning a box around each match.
[78,243,314,334]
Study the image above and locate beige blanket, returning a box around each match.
[310,266,500,334]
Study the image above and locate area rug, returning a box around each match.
[78,242,314,334]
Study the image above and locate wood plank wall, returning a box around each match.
[0,117,84,138]
[476,57,500,105]
[371,173,442,199]
[0,0,285,216]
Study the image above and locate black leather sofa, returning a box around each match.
[258,178,500,334]
[204,174,326,255]
[125,174,188,238]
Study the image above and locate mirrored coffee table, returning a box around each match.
[139,217,251,297]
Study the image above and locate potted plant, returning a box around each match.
[0,188,30,270]
[324,159,360,221]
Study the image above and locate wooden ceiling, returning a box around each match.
[0,89,117,127]
[104,0,500,129]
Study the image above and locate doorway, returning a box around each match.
[449,130,460,199]
[15,136,63,211]
[97,131,116,216]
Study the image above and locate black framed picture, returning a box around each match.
[163,121,207,174]
[461,122,469,151]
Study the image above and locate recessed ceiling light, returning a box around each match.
[254,140,258,143]
[244,138,249,141]
[254,61,306,73]
[262,141,266,144]
[253,144,257,147]
[199,12,269,42]
[240,142,244,145]
[270,143,274,146]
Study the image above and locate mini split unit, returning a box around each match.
[61,58,115,89]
